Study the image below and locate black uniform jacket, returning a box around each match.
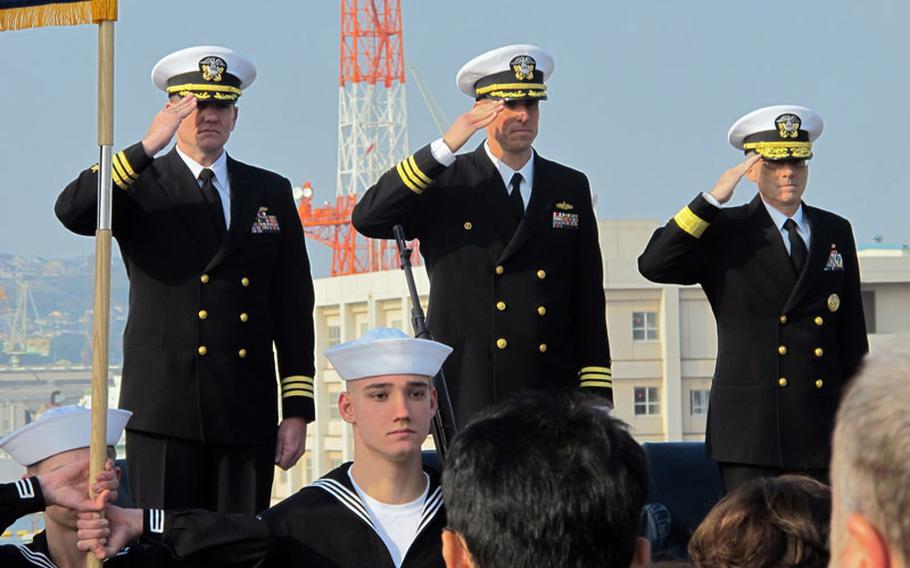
[352,142,612,423]
[55,143,316,443]
[638,193,868,469]
[1,477,170,567]
[143,462,446,567]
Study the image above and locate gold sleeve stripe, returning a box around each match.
[580,366,612,375]
[115,151,138,180]
[581,372,613,381]
[673,206,709,239]
[396,162,423,194]
[281,375,313,385]
[111,156,132,186]
[399,158,429,190]
[580,379,613,389]
[111,166,129,190]
[283,389,314,399]
[282,379,312,388]
[407,155,432,186]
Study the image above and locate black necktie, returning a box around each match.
[509,172,524,222]
[199,168,227,238]
[784,218,807,274]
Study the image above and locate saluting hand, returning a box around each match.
[709,153,761,205]
[442,99,504,154]
[141,94,197,157]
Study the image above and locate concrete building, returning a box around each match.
[272,220,910,499]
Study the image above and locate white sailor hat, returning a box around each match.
[325,328,452,382]
[151,45,257,103]
[456,44,555,101]
[0,406,132,466]
[728,105,824,160]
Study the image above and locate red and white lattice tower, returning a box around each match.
[297,0,415,276]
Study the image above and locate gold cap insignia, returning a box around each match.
[827,293,841,312]
[199,56,227,82]
[510,55,536,81]
[555,201,574,211]
[775,113,801,139]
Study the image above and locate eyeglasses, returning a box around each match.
[761,159,808,170]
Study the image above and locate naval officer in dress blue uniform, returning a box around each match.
[638,105,868,492]
[353,45,613,426]
[55,46,316,514]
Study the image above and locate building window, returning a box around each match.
[690,389,710,416]
[634,386,660,416]
[632,312,658,341]
[327,451,344,470]
[861,290,876,334]
[327,325,341,347]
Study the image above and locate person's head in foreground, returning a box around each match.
[0,406,128,565]
[325,327,451,468]
[441,390,650,568]
[688,474,831,568]
[830,339,910,568]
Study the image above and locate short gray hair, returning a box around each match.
[832,339,910,562]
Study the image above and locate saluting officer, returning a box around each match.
[55,46,316,514]
[353,44,613,425]
[638,105,868,492]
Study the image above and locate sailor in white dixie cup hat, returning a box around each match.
[353,43,614,426]
[0,406,129,567]
[72,329,451,567]
[55,43,317,515]
[639,104,868,493]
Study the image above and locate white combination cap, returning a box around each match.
[456,44,554,101]
[727,105,823,160]
[325,328,452,381]
[0,406,132,466]
[151,45,257,102]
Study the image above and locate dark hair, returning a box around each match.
[688,475,830,568]
[443,390,648,568]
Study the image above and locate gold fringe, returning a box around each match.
[0,2,90,31]
[90,0,116,22]
[0,0,117,31]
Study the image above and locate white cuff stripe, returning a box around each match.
[16,478,35,499]
[149,509,165,534]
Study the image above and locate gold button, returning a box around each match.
[537,306,546,316]
[495,265,504,275]
[496,338,508,350]
[537,269,546,280]
[496,301,506,311]
[197,346,208,356]
[238,348,247,359]
[778,377,788,387]
[814,348,824,358]
[241,277,250,287]
[464,222,473,230]
[198,310,208,320]
[814,316,824,326]
[815,379,824,389]
[538,343,547,353]
[200,274,210,284]
[240,312,249,322]
[779,315,787,324]
[778,345,787,355]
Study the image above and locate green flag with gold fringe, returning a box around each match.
[0,0,116,31]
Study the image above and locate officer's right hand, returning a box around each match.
[141,95,197,157]
[442,99,504,154]
[709,153,761,205]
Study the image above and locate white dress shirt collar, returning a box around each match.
[483,140,534,207]
[761,197,811,252]
[176,146,232,228]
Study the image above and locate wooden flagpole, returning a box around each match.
[87,16,114,568]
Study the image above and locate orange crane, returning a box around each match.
[297,0,420,276]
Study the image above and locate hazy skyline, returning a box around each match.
[1,1,906,276]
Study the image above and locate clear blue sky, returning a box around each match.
[1,0,906,277]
